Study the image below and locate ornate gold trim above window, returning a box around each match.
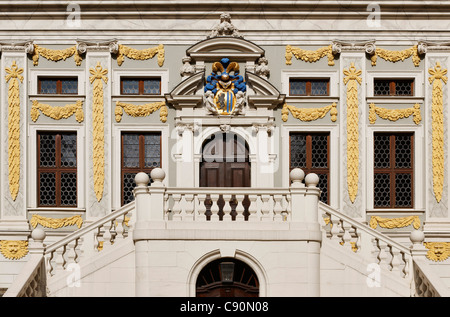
[0,240,28,260]
[116,44,165,66]
[5,61,23,201]
[424,242,450,262]
[30,214,83,229]
[285,45,335,66]
[370,45,421,67]
[429,62,447,203]
[368,103,421,125]
[281,102,337,122]
[31,44,82,66]
[31,100,84,123]
[115,101,168,123]
[89,62,108,202]
[343,63,362,204]
[369,216,421,230]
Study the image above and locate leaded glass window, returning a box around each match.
[290,132,330,204]
[37,132,77,207]
[289,79,329,96]
[121,78,161,95]
[38,78,78,94]
[374,79,414,96]
[121,132,161,205]
[373,132,414,208]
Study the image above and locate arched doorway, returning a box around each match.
[196,258,259,297]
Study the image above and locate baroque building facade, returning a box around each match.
[1,1,450,297]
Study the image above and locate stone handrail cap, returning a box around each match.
[31,228,46,242]
[305,173,320,187]
[410,229,425,244]
[290,168,305,183]
[150,168,166,183]
[135,172,150,186]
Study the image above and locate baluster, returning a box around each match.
[261,195,271,221]
[96,226,104,252]
[223,194,232,221]
[341,220,353,250]
[353,228,361,253]
[197,194,207,221]
[377,240,390,270]
[102,220,113,249]
[54,247,66,272]
[115,214,125,242]
[284,194,291,221]
[403,253,411,279]
[210,194,220,221]
[184,194,194,221]
[273,195,283,222]
[390,247,401,273]
[172,194,182,221]
[164,193,169,220]
[329,214,341,242]
[66,240,77,266]
[235,195,245,221]
[248,195,258,221]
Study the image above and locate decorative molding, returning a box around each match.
[30,44,82,66]
[0,240,28,260]
[368,103,421,125]
[370,45,421,67]
[424,242,450,262]
[343,62,362,204]
[5,61,23,201]
[30,214,83,229]
[281,102,337,122]
[369,216,421,230]
[116,44,164,66]
[89,62,108,202]
[115,101,167,123]
[285,44,335,66]
[429,61,447,203]
[31,100,84,123]
[331,39,376,55]
[207,12,242,39]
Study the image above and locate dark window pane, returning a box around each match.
[122,79,140,95]
[290,134,306,168]
[60,172,77,206]
[374,173,391,207]
[144,134,161,168]
[311,134,328,168]
[123,172,137,205]
[39,134,56,167]
[61,133,77,167]
[395,173,412,207]
[61,79,78,94]
[374,134,390,168]
[40,79,58,94]
[123,134,140,167]
[143,78,161,94]
[310,80,328,96]
[395,80,413,96]
[395,135,412,168]
[39,173,56,206]
[374,80,390,96]
[290,80,306,95]
[316,173,328,204]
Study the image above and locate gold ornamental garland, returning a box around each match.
[368,103,421,125]
[116,44,165,66]
[5,61,23,201]
[369,216,421,230]
[115,101,167,123]
[89,62,108,202]
[30,214,83,229]
[31,100,84,123]
[0,240,28,260]
[31,44,82,66]
[429,62,447,203]
[370,45,421,67]
[343,63,362,203]
[285,45,335,66]
[281,102,337,122]
[424,242,450,262]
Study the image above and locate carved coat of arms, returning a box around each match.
[204,58,246,115]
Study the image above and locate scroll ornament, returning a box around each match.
[429,62,447,203]
[31,44,82,66]
[116,44,165,66]
[371,45,421,67]
[285,44,335,66]
[31,100,84,123]
[424,242,450,262]
[281,102,337,122]
[369,216,421,230]
[0,240,28,260]
[343,63,362,203]
[5,61,23,201]
[30,214,83,229]
[89,62,108,202]
[368,103,421,125]
[115,101,167,123]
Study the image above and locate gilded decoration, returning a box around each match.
[343,63,362,203]
[368,103,421,125]
[370,45,421,67]
[369,216,421,230]
[0,240,28,260]
[285,45,335,66]
[116,44,165,67]
[31,100,84,123]
[424,242,450,262]
[89,62,108,202]
[204,58,246,115]
[5,61,23,201]
[31,44,82,66]
[281,102,337,122]
[30,214,83,229]
[429,62,447,203]
[115,101,167,123]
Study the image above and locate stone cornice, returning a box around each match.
[0,41,34,53]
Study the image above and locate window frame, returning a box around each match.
[113,70,169,96]
[38,76,79,95]
[288,78,330,96]
[366,71,423,98]
[281,70,339,98]
[30,69,85,96]
[120,77,161,95]
[373,78,414,97]
[373,132,414,209]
